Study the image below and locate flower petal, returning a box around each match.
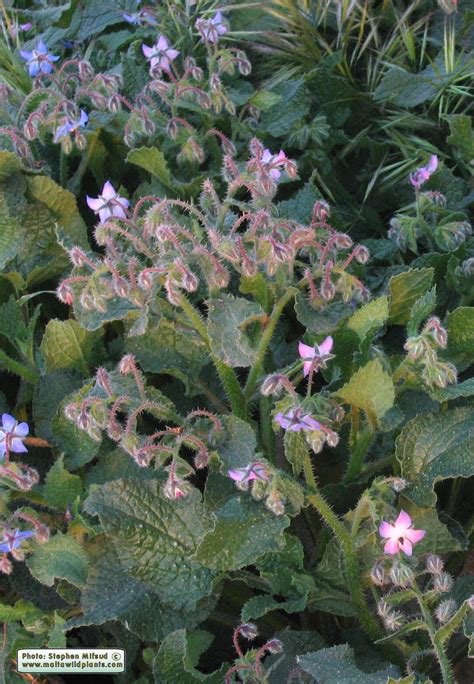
[142,44,154,58]
[427,155,438,174]
[1,414,16,432]
[399,538,413,556]
[379,521,394,539]
[11,438,28,453]
[157,35,169,50]
[15,422,29,437]
[383,538,400,555]
[228,468,245,482]
[298,341,315,360]
[101,181,116,199]
[318,336,334,355]
[405,528,426,544]
[394,509,412,532]
[86,196,102,211]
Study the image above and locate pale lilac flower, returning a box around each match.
[0,528,35,554]
[20,40,59,77]
[142,35,180,71]
[0,414,29,457]
[53,109,88,143]
[379,510,426,557]
[261,148,289,181]
[228,462,269,484]
[275,407,321,432]
[123,10,157,25]
[196,11,228,44]
[409,155,438,189]
[86,181,129,223]
[298,336,334,376]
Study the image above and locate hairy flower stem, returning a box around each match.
[412,582,454,684]
[244,287,297,402]
[303,452,382,643]
[0,350,39,383]
[178,295,248,420]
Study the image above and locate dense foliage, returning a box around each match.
[0,1,473,682]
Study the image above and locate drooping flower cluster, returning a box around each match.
[388,153,472,253]
[403,316,457,389]
[63,357,225,499]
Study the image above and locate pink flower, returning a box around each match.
[379,510,426,557]
[86,181,129,223]
[298,336,334,376]
[142,35,180,71]
[261,148,290,181]
[409,155,438,189]
[228,462,269,484]
[196,11,228,44]
[274,407,321,432]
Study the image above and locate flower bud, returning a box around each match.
[239,623,258,640]
[435,599,457,623]
[433,572,453,594]
[261,374,287,397]
[265,490,285,516]
[390,563,415,588]
[306,430,325,454]
[108,94,122,113]
[265,639,283,654]
[57,282,74,305]
[370,563,386,587]
[118,354,136,374]
[354,245,370,264]
[325,430,339,448]
[426,554,444,575]
[0,555,12,575]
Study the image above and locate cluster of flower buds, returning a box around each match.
[225,623,283,684]
[388,159,472,253]
[404,317,457,389]
[5,18,255,163]
[0,506,51,574]
[57,140,370,319]
[64,358,224,499]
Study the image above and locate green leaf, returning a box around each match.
[207,294,264,367]
[0,151,24,181]
[66,538,216,642]
[337,359,394,421]
[406,286,437,336]
[42,455,83,511]
[446,307,474,367]
[153,629,225,684]
[295,294,353,334]
[84,480,216,610]
[48,613,67,648]
[258,79,310,136]
[126,147,173,189]
[429,377,474,402]
[0,600,43,624]
[0,296,27,341]
[297,644,398,683]
[348,296,389,340]
[194,495,289,571]
[249,90,282,111]
[446,114,474,160]
[396,407,474,506]
[27,533,88,588]
[215,415,257,471]
[241,594,307,623]
[40,319,103,374]
[125,314,208,393]
[388,268,434,325]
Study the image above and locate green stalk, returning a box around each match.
[412,581,454,684]
[0,350,39,383]
[178,295,247,420]
[259,394,276,464]
[244,287,297,402]
[303,452,382,641]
